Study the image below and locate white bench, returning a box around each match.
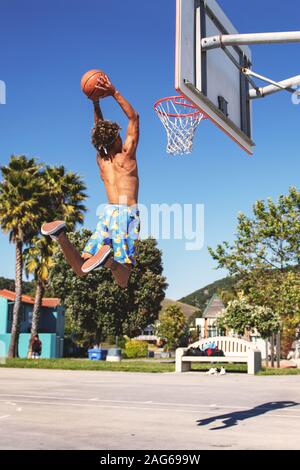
[176,336,262,375]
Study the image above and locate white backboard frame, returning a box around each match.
[175,0,255,155]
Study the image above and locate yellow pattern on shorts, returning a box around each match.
[82,204,140,265]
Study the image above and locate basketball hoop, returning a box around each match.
[154,95,205,155]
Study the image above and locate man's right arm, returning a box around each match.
[93,100,104,125]
[113,91,139,156]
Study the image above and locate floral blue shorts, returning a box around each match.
[82,204,140,265]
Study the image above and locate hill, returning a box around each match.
[160,298,200,320]
[0,277,35,296]
[179,276,238,315]
[180,263,300,317]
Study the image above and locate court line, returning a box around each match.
[0,415,10,420]
[0,394,299,413]
[0,398,299,419]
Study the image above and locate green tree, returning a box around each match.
[122,238,168,337]
[0,156,46,357]
[0,277,15,292]
[218,288,238,307]
[253,305,281,340]
[157,304,187,351]
[0,157,88,357]
[42,165,87,229]
[209,187,300,275]
[243,270,300,355]
[209,187,300,348]
[24,166,87,355]
[216,298,253,336]
[49,232,167,347]
[217,297,280,339]
[24,237,57,357]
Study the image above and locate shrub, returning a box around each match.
[117,336,127,349]
[124,340,148,358]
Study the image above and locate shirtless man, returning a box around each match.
[41,74,140,288]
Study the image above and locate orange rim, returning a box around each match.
[154,95,206,118]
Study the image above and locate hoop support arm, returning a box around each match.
[201,31,300,51]
[245,70,300,99]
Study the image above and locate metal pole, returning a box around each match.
[202,31,300,51]
[271,334,275,368]
[276,331,281,369]
[265,340,269,368]
[244,69,293,91]
[248,74,300,99]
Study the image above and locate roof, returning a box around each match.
[0,289,60,308]
[160,298,199,320]
[202,294,224,319]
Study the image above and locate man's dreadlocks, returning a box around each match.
[92,120,121,157]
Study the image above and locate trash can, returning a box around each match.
[106,348,122,362]
[99,349,108,360]
[88,349,108,361]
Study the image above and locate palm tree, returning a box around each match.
[43,165,87,229]
[25,166,87,355]
[24,237,56,356]
[0,156,46,357]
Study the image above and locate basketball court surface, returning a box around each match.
[1,0,300,453]
[0,368,300,450]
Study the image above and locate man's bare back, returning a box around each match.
[97,147,139,206]
[94,88,139,206]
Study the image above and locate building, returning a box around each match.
[134,324,157,343]
[0,289,65,358]
[134,298,199,343]
[195,294,224,338]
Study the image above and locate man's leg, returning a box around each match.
[104,205,139,288]
[42,221,87,276]
[56,232,87,277]
[42,220,112,277]
[105,257,132,288]
[56,230,131,285]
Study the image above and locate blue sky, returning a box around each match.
[0,0,299,299]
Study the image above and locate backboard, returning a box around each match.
[175,0,255,155]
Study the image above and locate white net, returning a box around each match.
[154,96,204,155]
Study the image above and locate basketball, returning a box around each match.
[81,69,109,100]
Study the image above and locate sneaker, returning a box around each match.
[81,245,112,273]
[219,367,226,375]
[41,221,66,240]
